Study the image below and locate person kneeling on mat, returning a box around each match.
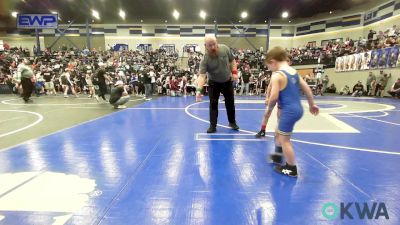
[109,81,130,109]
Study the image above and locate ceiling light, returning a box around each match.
[92,9,100,20]
[11,11,18,18]
[329,11,333,14]
[289,20,292,23]
[200,10,206,20]
[282,11,289,18]
[141,20,143,23]
[165,20,168,23]
[173,9,180,20]
[241,11,248,19]
[119,9,126,20]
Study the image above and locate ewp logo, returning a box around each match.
[17,14,58,29]
[322,202,389,220]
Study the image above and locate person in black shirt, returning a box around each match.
[367,30,376,49]
[143,69,152,100]
[388,78,400,98]
[96,64,110,102]
[352,81,364,97]
[240,67,251,95]
[43,67,56,95]
[109,80,130,109]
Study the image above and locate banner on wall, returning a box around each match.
[335,47,400,72]
[160,44,175,53]
[113,44,129,51]
[369,49,380,69]
[379,48,390,69]
[137,44,152,52]
[349,54,357,71]
[342,55,348,71]
[355,53,363,71]
[0,40,3,51]
[388,47,399,68]
[335,57,340,72]
[361,51,371,70]
[183,44,198,53]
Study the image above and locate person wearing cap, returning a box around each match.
[109,80,130,109]
[352,81,364,97]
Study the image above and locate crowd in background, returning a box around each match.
[1,24,400,102]
[0,47,204,102]
[290,25,400,65]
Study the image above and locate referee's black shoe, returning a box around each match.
[229,123,240,131]
[207,126,217,133]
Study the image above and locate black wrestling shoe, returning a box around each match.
[229,123,239,130]
[274,163,298,178]
[207,126,217,133]
[268,153,283,164]
[255,130,266,138]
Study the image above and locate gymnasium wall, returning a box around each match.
[0,35,44,53]
[291,14,400,48]
[291,0,400,47]
[43,36,106,51]
[1,0,399,53]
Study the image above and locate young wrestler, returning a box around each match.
[261,47,319,177]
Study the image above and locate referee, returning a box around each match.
[196,35,239,133]
[17,58,34,103]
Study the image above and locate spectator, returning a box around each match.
[143,69,152,100]
[150,68,156,95]
[387,78,400,98]
[321,75,329,93]
[170,75,180,97]
[95,64,109,102]
[240,67,251,95]
[366,72,376,96]
[380,73,391,97]
[43,67,56,95]
[352,81,364,97]
[326,83,337,93]
[340,85,350,95]
[109,80,130,109]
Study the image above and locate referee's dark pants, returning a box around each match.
[208,79,236,127]
[21,77,33,102]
